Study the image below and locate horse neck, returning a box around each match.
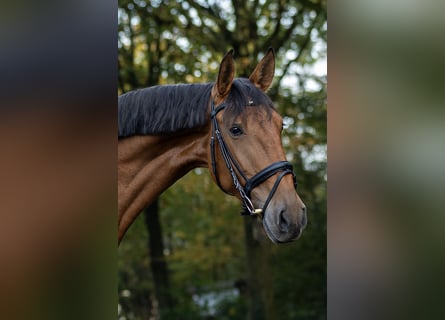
[118,129,209,242]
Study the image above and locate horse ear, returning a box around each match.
[249,48,275,91]
[215,49,235,98]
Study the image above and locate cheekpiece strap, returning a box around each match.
[210,102,226,118]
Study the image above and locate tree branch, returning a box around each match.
[275,10,322,91]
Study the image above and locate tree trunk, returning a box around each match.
[143,198,174,318]
[244,218,275,320]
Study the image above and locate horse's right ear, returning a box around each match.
[215,49,235,99]
[249,48,275,92]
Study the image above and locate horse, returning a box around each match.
[118,48,306,244]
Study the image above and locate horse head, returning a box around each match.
[208,49,307,243]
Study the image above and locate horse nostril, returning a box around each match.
[278,209,290,232]
[301,206,307,228]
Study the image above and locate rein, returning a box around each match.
[210,100,297,218]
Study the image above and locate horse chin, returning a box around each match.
[262,221,282,243]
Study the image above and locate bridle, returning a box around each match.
[210,100,297,218]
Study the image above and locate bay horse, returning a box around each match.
[118,48,306,244]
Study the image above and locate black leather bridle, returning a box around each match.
[210,100,297,217]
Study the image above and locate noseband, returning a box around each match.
[210,100,297,217]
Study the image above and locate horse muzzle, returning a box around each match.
[262,201,307,243]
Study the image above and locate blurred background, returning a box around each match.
[328,1,445,319]
[118,0,327,319]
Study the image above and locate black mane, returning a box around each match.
[118,78,274,138]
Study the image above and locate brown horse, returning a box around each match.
[118,48,306,244]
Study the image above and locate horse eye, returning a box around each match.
[229,126,243,136]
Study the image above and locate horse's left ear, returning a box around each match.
[249,48,275,92]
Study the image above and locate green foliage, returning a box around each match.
[118,212,153,319]
[161,171,247,287]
